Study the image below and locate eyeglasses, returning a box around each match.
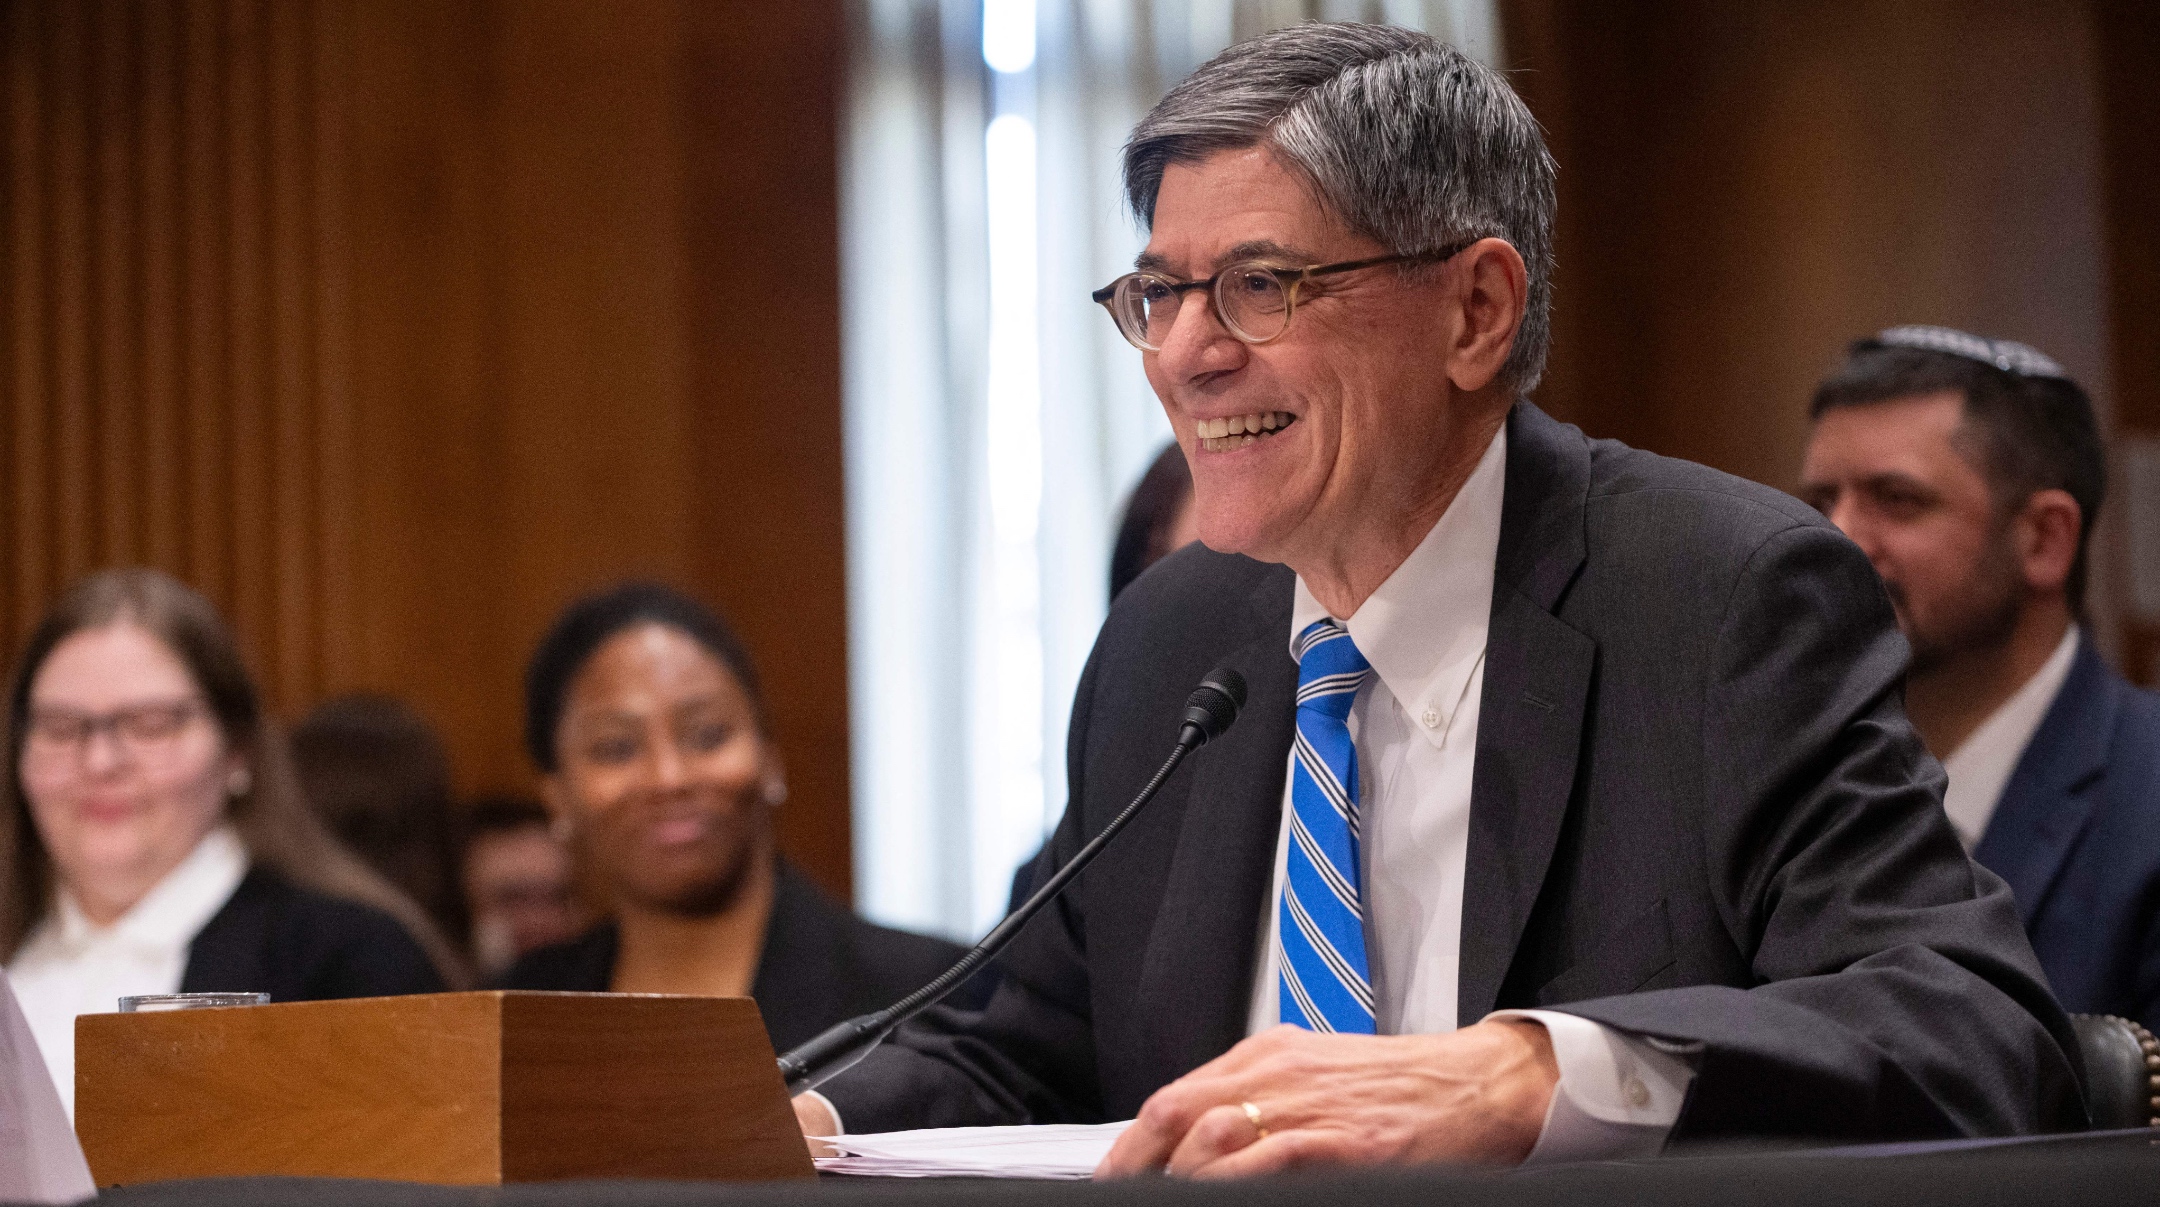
[1091,242,1473,352]
[21,699,206,764]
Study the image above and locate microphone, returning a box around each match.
[777,665,1249,1096]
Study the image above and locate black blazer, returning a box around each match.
[1976,635,2160,1034]
[824,401,2083,1144]
[498,860,980,1054]
[179,867,444,1001]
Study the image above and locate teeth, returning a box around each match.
[1197,411,1294,452]
[1197,412,1292,441]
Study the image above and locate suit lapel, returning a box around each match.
[1973,637,2116,924]
[1457,403,1595,1024]
[1137,569,1297,1081]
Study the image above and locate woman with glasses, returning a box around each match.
[498,583,984,1052]
[2,569,454,1116]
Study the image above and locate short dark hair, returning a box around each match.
[463,793,552,837]
[1810,342,2105,612]
[523,582,765,772]
[291,692,465,944]
[1109,442,1194,602]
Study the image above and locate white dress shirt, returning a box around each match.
[1244,425,1693,1162]
[1940,625,2080,850]
[7,825,249,1119]
[811,429,1692,1153]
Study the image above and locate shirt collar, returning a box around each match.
[49,825,249,955]
[1940,624,2081,848]
[1290,424,1508,746]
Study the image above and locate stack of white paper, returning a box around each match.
[814,1121,1133,1179]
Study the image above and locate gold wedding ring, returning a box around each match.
[1241,1100,1269,1139]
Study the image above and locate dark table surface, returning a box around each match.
[73,1129,2160,1207]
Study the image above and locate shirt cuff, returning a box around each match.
[796,1089,844,1137]
[1485,1008,1694,1164]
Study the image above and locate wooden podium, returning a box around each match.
[74,991,815,1187]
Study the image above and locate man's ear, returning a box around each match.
[1444,237,1528,394]
[2015,488,2083,594]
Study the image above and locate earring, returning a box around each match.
[762,779,788,807]
[227,768,252,798]
[550,813,576,845]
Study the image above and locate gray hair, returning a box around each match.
[1124,22,1557,393]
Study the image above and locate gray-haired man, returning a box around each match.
[800,22,2080,1174]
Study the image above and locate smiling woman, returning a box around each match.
[498,583,986,1052]
[0,569,456,1118]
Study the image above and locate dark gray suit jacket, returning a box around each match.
[824,402,2083,1144]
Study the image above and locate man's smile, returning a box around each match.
[1195,410,1297,452]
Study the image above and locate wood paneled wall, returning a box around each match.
[2097,0,2160,677]
[3,0,359,708]
[1501,0,2136,658]
[0,0,855,896]
[1503,0,2112,488]
[2099,0,2160,431]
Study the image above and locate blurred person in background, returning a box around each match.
[1800,326,2160,1033]
[2,569,452,1116]
[1108,441,1201,602]
[460,794,585,979]
[1010,440,1200,913]
[499,583,985,1050]
[292,693,470,978]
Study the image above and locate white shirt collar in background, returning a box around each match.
[41,824,248,959]
[1941,625,2080,850]
[6,824,248,1118]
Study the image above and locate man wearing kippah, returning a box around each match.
[1802,327,2160,1035]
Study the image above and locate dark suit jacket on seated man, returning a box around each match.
[800,23,2083,1175]
[1992,637,2160,1033]
[1802,327,2160,1034]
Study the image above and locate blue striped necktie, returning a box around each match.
[1277,617,1375,1034]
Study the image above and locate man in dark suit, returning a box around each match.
[1801,326,2160,1034]
[800,24,2081,1173]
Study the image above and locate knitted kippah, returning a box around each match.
[1871,325,2068,380]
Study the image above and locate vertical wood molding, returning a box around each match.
[2099,0,2160,680]
[3,0,352,711]
[2101,0,2159,433]
[3,0,856,897]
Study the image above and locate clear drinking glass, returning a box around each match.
[117,992,270,1012]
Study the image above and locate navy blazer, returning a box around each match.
[1975,636,2160,1034]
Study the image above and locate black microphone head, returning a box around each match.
[1180,666,1247,746]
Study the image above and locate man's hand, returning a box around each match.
[792,1094,840,1158]
[1097,1019,1557,1180]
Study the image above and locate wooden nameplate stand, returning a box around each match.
[74,991,814,1187]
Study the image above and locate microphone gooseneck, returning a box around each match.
[777,666,1249,1096]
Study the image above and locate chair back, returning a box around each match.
[2068,1013,2160,1130]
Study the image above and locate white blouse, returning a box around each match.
[6,826,248,1118]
